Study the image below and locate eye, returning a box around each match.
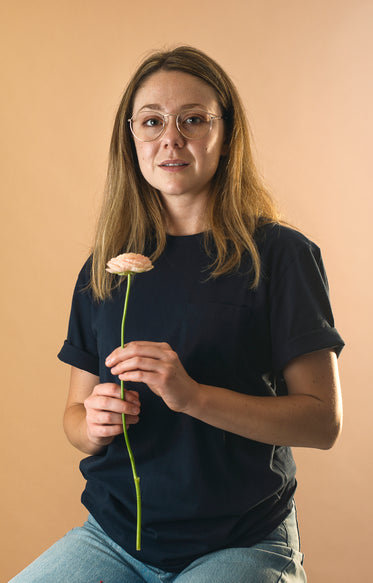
[142,116,163,128]
[134,111,164,128]
[185,115,202,125]
[181,112,209,126]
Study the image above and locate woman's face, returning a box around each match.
[131,70,226,206]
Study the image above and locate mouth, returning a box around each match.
[159,159,189,169]
[162,163,187,167]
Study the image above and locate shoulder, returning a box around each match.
[70,256,95,304]
[256,222,318,252]
[74,256,93,288]
[257,222,321,264]
[253,222,327,287]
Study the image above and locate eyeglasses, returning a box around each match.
[128,109,224,142]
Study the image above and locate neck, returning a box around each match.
[162,194,209,236]
[166,218,206,236]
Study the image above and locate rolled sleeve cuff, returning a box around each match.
[58,341,100,376]
[273,327,345,372]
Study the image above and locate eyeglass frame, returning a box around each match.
[127,109,224,142]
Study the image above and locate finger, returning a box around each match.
[88,416,139,439]
[86,392,140,416]
[87,423,123,440]
[125,413,140,426]
[92,384,140,407]
[92,406,140,425]
[110,355,163,377]
[124,390,141,406]
[96,409,140,428]
[118,369,161,391]
[106,341,171,367]
[98,395,140,415]
[93,382,122,397]
[86,406,140,436]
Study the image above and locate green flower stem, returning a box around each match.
[120,273,142,551]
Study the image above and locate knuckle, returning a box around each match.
[100,396,111,410]
[85,411,93,423]
[165,349,178,364]
[133,356,142,367]
[160,342,171,350]
[100,412,112,424]
[99,425,110,437]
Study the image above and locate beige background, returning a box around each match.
[1,1,372,581]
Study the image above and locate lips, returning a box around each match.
[159,159,189,169]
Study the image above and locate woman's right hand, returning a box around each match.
[64,368,141,455]
[84,383,141,447]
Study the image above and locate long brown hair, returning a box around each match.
[91,46,279,300]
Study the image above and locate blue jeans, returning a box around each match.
[9,504,306,582]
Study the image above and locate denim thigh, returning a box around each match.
[175,504,307,583]
[8,515,169,583]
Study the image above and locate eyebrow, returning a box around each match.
[137,103,208,112]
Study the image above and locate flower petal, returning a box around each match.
[106,253,154,275]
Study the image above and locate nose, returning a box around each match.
[161,114,185,148]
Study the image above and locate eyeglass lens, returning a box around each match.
[130,110,213,141]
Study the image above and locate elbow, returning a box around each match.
[318,411,343,450]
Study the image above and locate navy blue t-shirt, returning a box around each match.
[58,224,344,571]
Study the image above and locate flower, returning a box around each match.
[106,253,153,275]
[106,252,154,551]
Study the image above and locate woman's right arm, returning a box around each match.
[63,366,141,455]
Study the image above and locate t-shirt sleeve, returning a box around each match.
[269,234,344,371]
[57,259,100,376]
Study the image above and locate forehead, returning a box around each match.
[132,70,220,113]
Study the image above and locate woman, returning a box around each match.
[10,46,343,582]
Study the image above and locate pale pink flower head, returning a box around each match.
[106,253,154,275]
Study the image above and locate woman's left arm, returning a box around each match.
[107,343,342,450]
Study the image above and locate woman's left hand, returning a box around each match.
[105,341,199,413]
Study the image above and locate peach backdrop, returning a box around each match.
[1,1,372,581]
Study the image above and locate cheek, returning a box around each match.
[203,142,224,169]
[135,143,145,163]
[203,133,225,158]
[135,144,153,173]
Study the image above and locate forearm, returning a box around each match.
[185,385,340,449]
[109,344,342,450]
[63,403,107,455]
